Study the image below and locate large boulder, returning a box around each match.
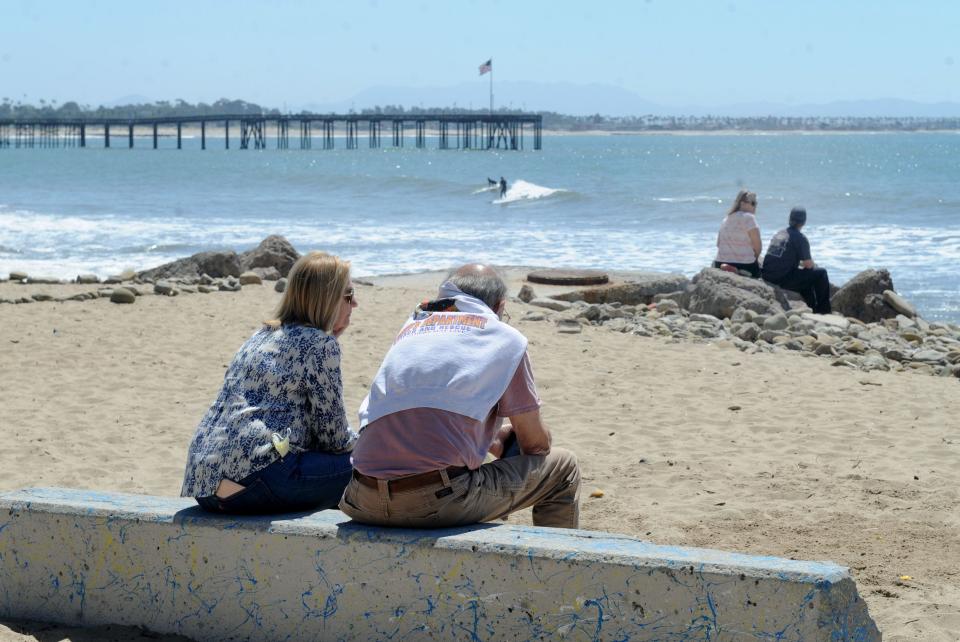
[550,272,689,306]
[138,250,242,281]
[830,269,896,322]
[685,268,790,319]
[239,235,300,277]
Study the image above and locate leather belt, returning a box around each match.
[352,467,470,494]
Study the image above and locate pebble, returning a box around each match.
[274,278,287,293]
[197,285,218,294]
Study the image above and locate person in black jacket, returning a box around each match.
[761,207,832,314]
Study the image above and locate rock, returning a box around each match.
[883,290,917,318]
[911,349,946,364]
[110,287,136,304]
[139,250,242,281]
[735,322,760,342]
[530,297,572,312]
[219,277,242,292]
[814,343,838,356]
[517,284,536,303]
[199,273,215,285]
[251,266,281,282]
[26,276,61,284]
[688,313,721,325]
[31,293,54,302]
[830,269,896,322]
[882,347,907,362]
[239,235,300,277]
[654,299,680,315]
[75,274,100,284]
[575,304,603,322]
[9,270,28,281]
[556,319,582,334]
[239,271,263,286]
[730,307,756,324]
[832,355,862,368]
[894,314,917,330]
[652,290,687,307]
[861,355,890,372]
[179,285,197,294]
[758,329,786,343]
[549,272,689,306]
[802,313,850,331]
[154,281,178,296]
[522,311,547,322]
[603,318,632,332]
[685,268,789,319]
[843,339,868,354]
[900,331,923,344]
[763,313,789,331]
[274,278,288,293]
[197,285,218,294]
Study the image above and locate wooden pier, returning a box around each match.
[0,113,542,151]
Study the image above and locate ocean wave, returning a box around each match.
[492,179,570,205]
[654,195,725,204]
[0,244,21,254]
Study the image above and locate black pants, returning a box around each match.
[713,260,760,278]
[770,268,832,314]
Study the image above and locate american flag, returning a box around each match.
[478,59,492,75]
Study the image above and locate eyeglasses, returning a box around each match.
[343,288,356,304]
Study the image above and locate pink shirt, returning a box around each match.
[351,353,541,477]
[716,211,760,264]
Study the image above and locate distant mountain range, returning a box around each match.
[299,82,960,118]
[103,83,960,118]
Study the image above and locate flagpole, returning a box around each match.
[489,58,493,115]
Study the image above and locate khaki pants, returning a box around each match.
[339,447,580,529]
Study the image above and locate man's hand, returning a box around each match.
[801,259,815,269]
[488,423,515,458]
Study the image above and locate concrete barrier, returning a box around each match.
[0,487,879,641]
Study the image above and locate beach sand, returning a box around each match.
[1,270,958,641]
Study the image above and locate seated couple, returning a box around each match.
[180,254,581,530]
[715,189,832,314]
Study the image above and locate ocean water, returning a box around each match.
[1,133,959,321]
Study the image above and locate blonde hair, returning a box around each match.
[265,252,351,333]
[727,189,757,215]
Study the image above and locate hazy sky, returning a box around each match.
[2,0,957,108]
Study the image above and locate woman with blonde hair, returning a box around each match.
[181,251,360,514]
[714,189,762,278]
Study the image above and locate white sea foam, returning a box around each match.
[492,179,566,205]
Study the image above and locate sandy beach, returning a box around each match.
[1,270,959,641]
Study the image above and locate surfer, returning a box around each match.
[499,176,507,198]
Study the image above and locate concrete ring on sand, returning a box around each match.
[526,268,609,286]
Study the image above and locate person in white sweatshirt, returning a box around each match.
[340,263,581,529]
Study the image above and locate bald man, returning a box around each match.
[340,264,581,529]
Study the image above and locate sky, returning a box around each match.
[2,0,958,111]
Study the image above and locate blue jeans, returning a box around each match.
[196,451,352,515]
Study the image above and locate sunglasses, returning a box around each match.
[343,288,356,304]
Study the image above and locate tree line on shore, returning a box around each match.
[2,98,958,132]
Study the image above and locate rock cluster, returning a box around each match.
[3,235,301,305]
[520,267,960,379]
[135,235,299,282]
